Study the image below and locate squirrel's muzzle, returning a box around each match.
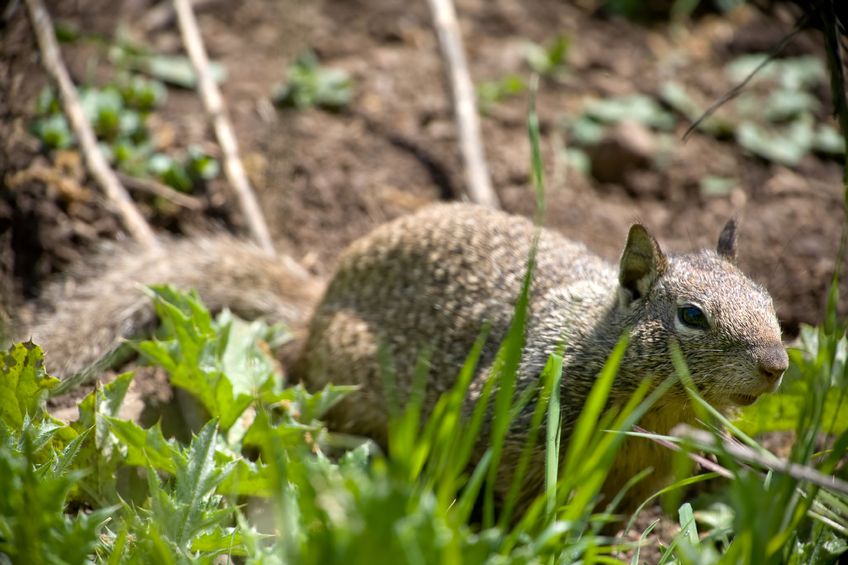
[755,345,789,390]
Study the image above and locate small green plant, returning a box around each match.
[30,77,220,193]
[478,74,526,114]
[559,93,677,176]
[30,113,74,150]
[523,35,570,78]
[661,56,845,166]
[0,288,356,561]
[148,147,221,193]
[476,35,567,114]
[273,51,352,111]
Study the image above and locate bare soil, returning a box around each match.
[1,0,844,335]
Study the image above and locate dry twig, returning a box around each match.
[25,0,158,248]
[632,425,734,480]
[141,0,220,34]
[173,0,276,255]
[427,0,499,209]
[675,425,848,495]
[117,172,204,210]
[683,21,806,141]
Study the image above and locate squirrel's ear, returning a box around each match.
[716,218,737,262]
[619,224,668,302]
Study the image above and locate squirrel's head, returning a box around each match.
[616,220,788,408]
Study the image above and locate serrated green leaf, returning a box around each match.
[0,423,108,563]
[242,408,314,451]
[107,417,180,474]
[190,526,249,556]
[0,342,60,429]
[51,426,91,477]
[219,315,282,398]
[72,373,133,506]
[137,286,251,430]
[173,420,231,547]
[19,415,64,457]
[260,383,355,425]
[339,442,373,471]
[76,371,133,431]
[218,458,274,496]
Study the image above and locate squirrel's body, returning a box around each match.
[21,203,788,511]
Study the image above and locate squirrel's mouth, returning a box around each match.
[728,393,759,406]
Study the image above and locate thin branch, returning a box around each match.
[25,0,158,249]
[427,0,500,209]
[141,0,221,34]
[117,172,204,210]
[173,0,275,254]
[683,19,807,141]
[675,426,848,495]
[632,425,733,479]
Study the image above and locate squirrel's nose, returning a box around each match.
[757,346,788,386]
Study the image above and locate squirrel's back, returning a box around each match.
[293,203,614,439]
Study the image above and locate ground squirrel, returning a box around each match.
[20,203,788,511]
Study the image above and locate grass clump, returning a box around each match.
[1,272,847,563]
[0,281,632,563]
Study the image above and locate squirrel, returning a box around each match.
[19,202,788,512]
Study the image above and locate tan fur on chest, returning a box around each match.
[602,400,697,512]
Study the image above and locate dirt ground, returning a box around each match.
[0,0,845,557]
[1,0,846,335]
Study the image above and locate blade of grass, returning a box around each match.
[623,472,723,535]
[483,254,534,527]
[560,335,629,483]
[545,351,563,521]
[678,502,698,546]
[498,351,563,527]
[387,348,433,481]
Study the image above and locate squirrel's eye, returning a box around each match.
[678,304,709,330]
